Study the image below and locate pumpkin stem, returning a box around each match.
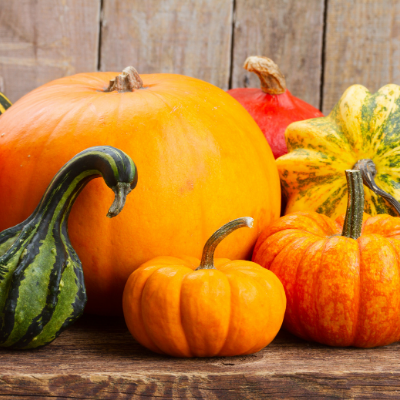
[196,217,253,270]
[342,170,364,240]
[105,66,143,92]
[354,159,400,215]
[243,56,286,95]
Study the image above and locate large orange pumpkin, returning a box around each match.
[0,67,280,315]
[253,170,400,348]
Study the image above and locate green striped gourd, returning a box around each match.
[277,84,400,219]
[0,92,12,114]
[0,146,138,349]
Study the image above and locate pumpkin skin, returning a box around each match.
[0,70,280,315]
[0,92,12,114]
[0,146,137,348]
[227,56,323,159]
[277,84,400,219]
[123,218,286,357]
[252,210,400,348]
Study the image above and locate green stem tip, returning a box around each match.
[107,182,133,218]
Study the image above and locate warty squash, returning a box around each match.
[277,84,400,218]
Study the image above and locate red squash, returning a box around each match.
[228,56,323,159]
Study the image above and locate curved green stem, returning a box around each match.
[354,159,400,216]
[34,146,138,224]
[196,217,253,270]
[342,170,364,239]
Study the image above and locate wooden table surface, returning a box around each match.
[1,314,399,399]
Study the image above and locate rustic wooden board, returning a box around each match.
[100,0,234,90]
[322,0,400,115]
[0,0,100,102]
[1,315,400,399]
[231,0,325,109]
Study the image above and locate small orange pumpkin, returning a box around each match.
[123,218,286,357]
[253,169,400,348]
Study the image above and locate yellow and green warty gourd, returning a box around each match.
[277,84,400,218]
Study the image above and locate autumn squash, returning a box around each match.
[0,92,12,114]
[277,84,400,218]
[0,146,137,348]
[253,169,400,348]
[123,217,286,357]
[0,67,280,315]
[227,56,323,159]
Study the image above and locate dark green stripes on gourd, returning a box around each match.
[0,146,138,348]
[0,92,12,114]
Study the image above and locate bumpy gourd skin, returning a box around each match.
[253,211,400,348]
[0,146,137,349]
[277,84,400,218]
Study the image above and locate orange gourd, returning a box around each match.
[123,218,286,357]
[0,67,280,315]
[253,169,400,348]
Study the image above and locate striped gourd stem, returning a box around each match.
[0,146,137,349]
[342,170,364,240]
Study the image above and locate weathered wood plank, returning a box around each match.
[0,0,100,102]
[322,0,400,115]
[100,0,233,90]
[231,0,325,109]
[1,315,400,398]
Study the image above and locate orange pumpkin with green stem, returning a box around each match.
[123,217,286,357]
[0,66,280,315]
[253,169,400,348]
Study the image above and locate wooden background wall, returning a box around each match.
[0,0,399,115]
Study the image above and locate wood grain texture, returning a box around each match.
[1,315,400,398]
[322,0,400,115]
[0,0,100,102]
[100,0,233,90]
[231,0,325,109]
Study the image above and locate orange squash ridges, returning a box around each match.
[253,170,400,348]
[123,218,286,357]
[0,68,280,315]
